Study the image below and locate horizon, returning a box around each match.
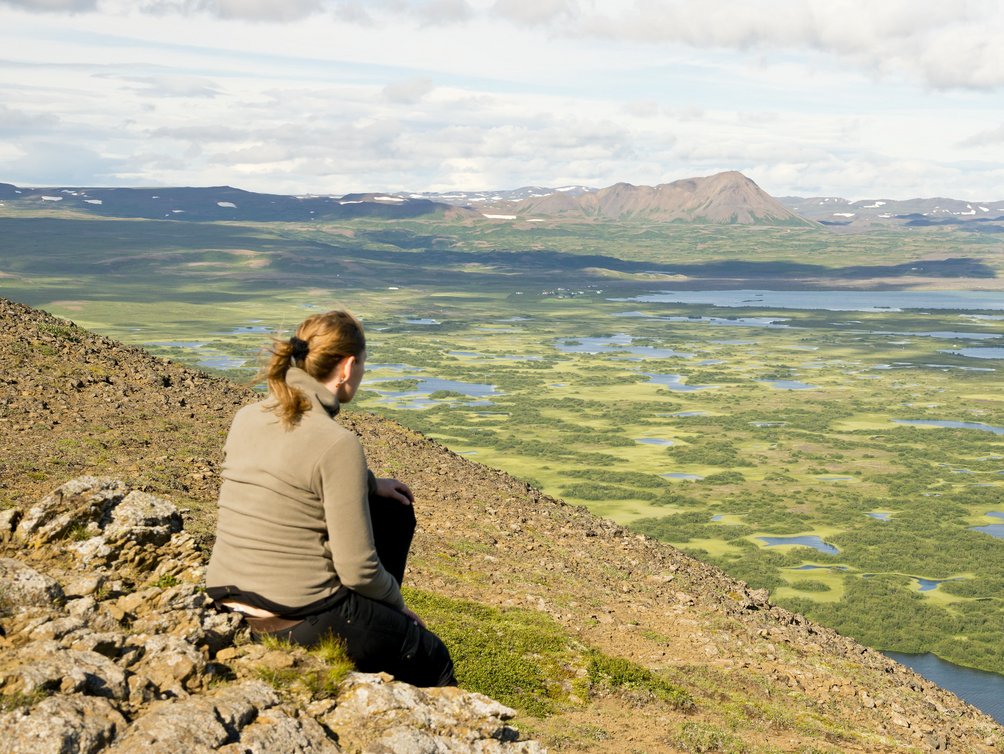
[4,172,1004,204]
[2,1,1004,201]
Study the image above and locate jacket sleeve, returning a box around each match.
[315,435,405,610]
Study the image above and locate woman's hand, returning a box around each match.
[375,477,414,505]
[401,606,426,628]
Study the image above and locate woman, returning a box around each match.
[206,310,455,687]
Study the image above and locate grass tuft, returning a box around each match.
[254,633,354,699]
[585,650,695,709]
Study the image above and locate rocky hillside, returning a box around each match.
[1,296,1002,753]
[511,172,813,226]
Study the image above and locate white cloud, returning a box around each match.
[0,0,97,11]
[383,77,435,104]
[491,0,574,26]
[106,74,222,98]
[959,124,1004,148]
[1,0,1003,198]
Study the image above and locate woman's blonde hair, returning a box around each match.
[265,310,366,426]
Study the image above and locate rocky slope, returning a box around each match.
[1,296,1003,753]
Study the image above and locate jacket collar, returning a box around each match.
[285,366,339,417]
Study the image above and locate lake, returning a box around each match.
[894,419,1004,435]
[759,380,818,390]
[613,289,1004,311]
[758,535,840,555]
[885,652,1004,723]
[645,373,716,391]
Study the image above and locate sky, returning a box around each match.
[1,0,1003,200]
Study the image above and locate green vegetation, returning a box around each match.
[254,634,355,699]
[405,587,696,718]
[585,651,694,709]
[404,587,579,717]
[3,210,1004,679]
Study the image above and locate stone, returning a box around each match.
[131,634,206,694]
[0,693,127,754]
[105,490,182,547]
[0,558,65,609]
[15,477,126,545]
[0,506,21,535]
[217,710,343,753]
[107,681,282,753]
[8,644,129,700]
[324,674,540,753]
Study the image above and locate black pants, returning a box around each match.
[264,494,456,688]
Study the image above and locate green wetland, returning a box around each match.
[3,211,1004,682]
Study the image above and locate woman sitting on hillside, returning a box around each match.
[206,310,455,687]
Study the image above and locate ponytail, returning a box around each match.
[264,311,366,427]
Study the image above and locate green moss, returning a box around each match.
[585,651,694,709]
[0,689,52,712]
[403,587,578,718]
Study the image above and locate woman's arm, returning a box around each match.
[316,435,405,610]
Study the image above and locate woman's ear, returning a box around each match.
[335,355,356,386]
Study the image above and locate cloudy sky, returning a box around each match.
[2,0,1003,199]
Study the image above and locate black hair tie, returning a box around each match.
[289,336,309,361]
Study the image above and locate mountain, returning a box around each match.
[2,295,1001,752]
[780,195,1004,232]
[509,171,813,226]
[0,184,474,222]
[0,174,810,226]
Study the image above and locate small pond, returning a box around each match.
[791,564,848,572]
[758,535,840,555]
[449,351,543,361]
[615,311,790,328]
[634,438,674,446]
[971,524,1004,539]
[368,363,413,371]
[868,512,892,521]
[198,355,247,370]
[870,330,1001,340]
[759,380,818,390]
[662,472,704,480]
[371,377,498,410]
[146,340,206,348]
[893,419,1004,435]
[611,289,1004,312]
[942,347,1004,359]
[554,333,692,358]
[915,577,963,592]
[404,318,440,325]
[645,373,717,391]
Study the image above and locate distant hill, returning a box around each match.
[508,171,813,226]
[8,175,1004,231]
[0,183,474,222]
[0,174,809,226]
[780,195,1004,232]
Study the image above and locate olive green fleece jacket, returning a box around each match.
[206,367,405,611]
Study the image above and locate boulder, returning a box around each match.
[0,558,65,609]
[0,694,127,754]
